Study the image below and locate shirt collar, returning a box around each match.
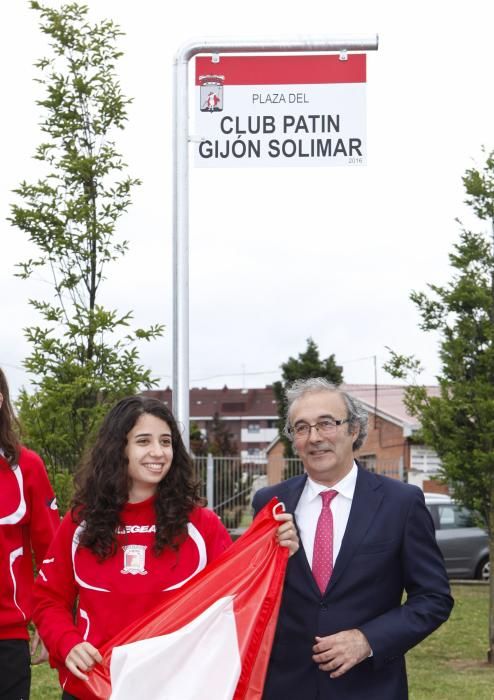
[306,461,358,503]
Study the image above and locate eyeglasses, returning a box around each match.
[288,418,350,440]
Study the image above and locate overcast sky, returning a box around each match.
[1,0,493,400]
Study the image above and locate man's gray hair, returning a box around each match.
[284,377,368,451]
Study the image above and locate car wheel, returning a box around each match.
[476,557,490,581]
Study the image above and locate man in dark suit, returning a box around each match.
[253,378,453,699]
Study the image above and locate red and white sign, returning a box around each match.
[195,54,366,167]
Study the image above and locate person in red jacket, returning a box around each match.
[33,395,297,699]
[0,368,60,699]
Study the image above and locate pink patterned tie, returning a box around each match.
[312,490,338,593]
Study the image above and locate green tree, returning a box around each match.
[9,2,163,494]
[204,413,245,529]
[207,412,239,456]
[273,337,344,456]
[189,421,208,456]
[384,148,494,663]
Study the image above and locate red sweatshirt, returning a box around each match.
[33,497,232,686]
[0,446,59,640]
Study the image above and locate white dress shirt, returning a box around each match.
[295,462,358,568]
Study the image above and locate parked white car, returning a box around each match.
[424,493,489,581]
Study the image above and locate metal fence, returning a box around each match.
[281,457,304,480]
[193,456,268,529]
[367,457,404,481]
[193,455,405,532]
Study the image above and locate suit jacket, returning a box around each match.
[252,466,453,700]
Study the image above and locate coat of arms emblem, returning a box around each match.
[121,544,148,575]
[199,74,224,112]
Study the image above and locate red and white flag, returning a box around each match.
[65,498,287,700]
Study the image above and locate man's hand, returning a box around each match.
[312,629,371,678]
[65,642,102,681]
[273,511,299,557]
[30,628,49,665]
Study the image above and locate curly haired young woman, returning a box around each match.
[33,395,297,699]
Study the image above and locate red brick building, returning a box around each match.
[144,386,279,460]
[145,384,443,490]
[345,384,443,491]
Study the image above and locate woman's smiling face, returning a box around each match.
[125,413,174,502]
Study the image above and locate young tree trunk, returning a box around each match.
[488,501,494,664]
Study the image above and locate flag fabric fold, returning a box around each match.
[65,498,287,700]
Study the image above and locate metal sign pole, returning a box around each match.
[173,45,190,445]
[172,35,379,450]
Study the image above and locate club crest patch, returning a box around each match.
[121,545,148,575]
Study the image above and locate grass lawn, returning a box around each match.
[30,583,493,699]
[31,661,60,699]
[408,583,493,699]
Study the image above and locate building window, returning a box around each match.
[410,446,441,473]
[248,423,260,433]
[359,454,377,472]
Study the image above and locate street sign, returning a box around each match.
[195,54,366,168]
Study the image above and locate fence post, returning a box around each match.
[206,453,214,510]
[399,456,404,482]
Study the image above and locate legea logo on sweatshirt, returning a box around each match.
[116,524,156,534]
